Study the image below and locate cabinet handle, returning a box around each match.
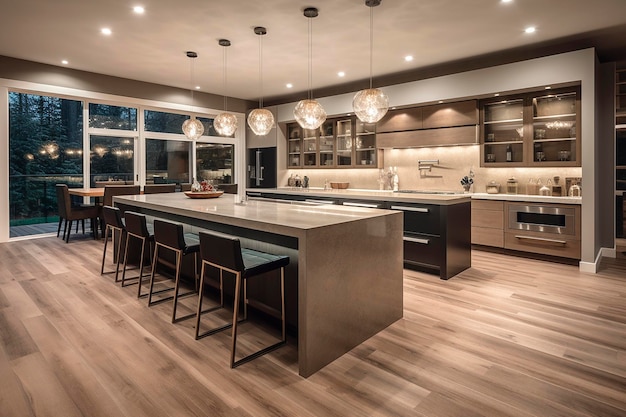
[403,236,430,244]
[247,192,262,197]
[514,235,567,245]
[343,202,381,208]
[304,199,334,205]
[390,205,429,213]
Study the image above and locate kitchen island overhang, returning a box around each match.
[114,193,404,377]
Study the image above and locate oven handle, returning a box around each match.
[305,199,334,205]
[390,205,429,213]
[514,235,567,245]
[403,236,430,244]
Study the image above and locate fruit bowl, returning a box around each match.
[183,191,224,199]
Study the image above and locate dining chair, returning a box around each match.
[55,184,100,243]
[143,184,177,194]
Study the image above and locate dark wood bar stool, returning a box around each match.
[120,211,154,297]
[148,219,200,323]
[143,184,176,194]
[100,205,126,282]
[195,230,290,368]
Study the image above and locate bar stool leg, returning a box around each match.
[147,244,160,306]
[171,249,183,323]
[100,224,111,275]
[230,271,243,368]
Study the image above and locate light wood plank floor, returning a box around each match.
[1,236,625,417]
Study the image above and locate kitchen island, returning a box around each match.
[248,188,472,279]
[114,193,403,377]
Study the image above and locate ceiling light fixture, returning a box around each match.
[101,28,112,36]
[214,39,238,137]
[247,27,275,136]
[286,83,293,89]
[181,51,204,140]
[61,60,68,65]
[352,0,389,124]
[133,6,145,14]
[525,26,536,34]
[404,55,414,62]
[338,71,346,77]
[293,7,327,130]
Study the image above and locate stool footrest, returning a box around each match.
[231,340,287,368]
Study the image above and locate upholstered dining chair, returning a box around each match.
[143,184,177,194]
[55,184,99,243]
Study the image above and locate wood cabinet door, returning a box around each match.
[422,100,478,129]
[377,125,477,148]
[376,107,422,133]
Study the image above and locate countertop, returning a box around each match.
[114,192,398,237]
[248,188,471,205]
[248,188,582,205]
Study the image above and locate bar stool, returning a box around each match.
[195,230,290,368]
[148,219,200,324]
[120,211,154,297]
[100,205,126,282]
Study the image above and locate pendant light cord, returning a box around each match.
[222,46,228,111]
[308,16,313,100]
[258,33,263,109]
[369,5,374,90]
[189,56,195,113]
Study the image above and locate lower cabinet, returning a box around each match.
[471,198,581,260]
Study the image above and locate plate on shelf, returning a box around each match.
[184,191,224,199]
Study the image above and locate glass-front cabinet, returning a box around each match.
[286,116,378,169]
[336,119,352,166]
[480,87,580,167]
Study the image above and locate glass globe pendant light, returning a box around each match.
[182,51,205,140]
[352,0,389,124]
[214,39,238,137]
[293,7,326,130]
[247,27,275,136]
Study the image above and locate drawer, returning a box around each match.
[389,203,441,235]
[403,233,442,266]
[471,209,504,229]
[472,226,504,247]
[472,200,503,211]
[504,232,580,259]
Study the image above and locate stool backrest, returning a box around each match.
[102,205,124,230]
[124,211,150,237]
[199,231,244,273]
[219,184,238,194]
[153,219,186,250]
[103,185,140,207]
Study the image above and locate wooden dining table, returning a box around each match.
[67,187,105,198]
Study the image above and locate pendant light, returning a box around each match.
[182,51,205,140]
[293,7,327,130]
[352,0,389,123]
[247,26,275,136]
[214,39,238,137]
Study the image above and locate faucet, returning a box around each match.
[418,159,439,173]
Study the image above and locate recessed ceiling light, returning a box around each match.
[286,83,293,89]
[101,28,112,36]
[404,55,413,62]
[501,0,513,3]
[338,71,345,77]
[524,26,536,34]
[195,86,201,90]
[133,6,145,14]
[61,60,69,65]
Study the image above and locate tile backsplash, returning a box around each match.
[280,145,583,195]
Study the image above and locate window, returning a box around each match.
[89,103,137,130]
[144,109,188,134]
[8,92,83,237]
[90,136,135,186]
[146,139,190,184]
[196,143,234,184]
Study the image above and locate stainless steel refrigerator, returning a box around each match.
[247,147,277,188]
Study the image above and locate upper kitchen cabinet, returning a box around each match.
[480,87,581,167]
[286,116,378,169]
[376,100,478,148]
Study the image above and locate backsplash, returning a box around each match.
[280,145,583,195]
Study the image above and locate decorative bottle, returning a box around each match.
[191,177,201,192]
[506,145,512,162]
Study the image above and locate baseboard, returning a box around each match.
[574,245,620,273]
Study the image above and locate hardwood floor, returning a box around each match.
[1,236,625,417]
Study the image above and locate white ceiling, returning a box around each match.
[1,0,625,102]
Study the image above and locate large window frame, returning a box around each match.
[0,80,245,242]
